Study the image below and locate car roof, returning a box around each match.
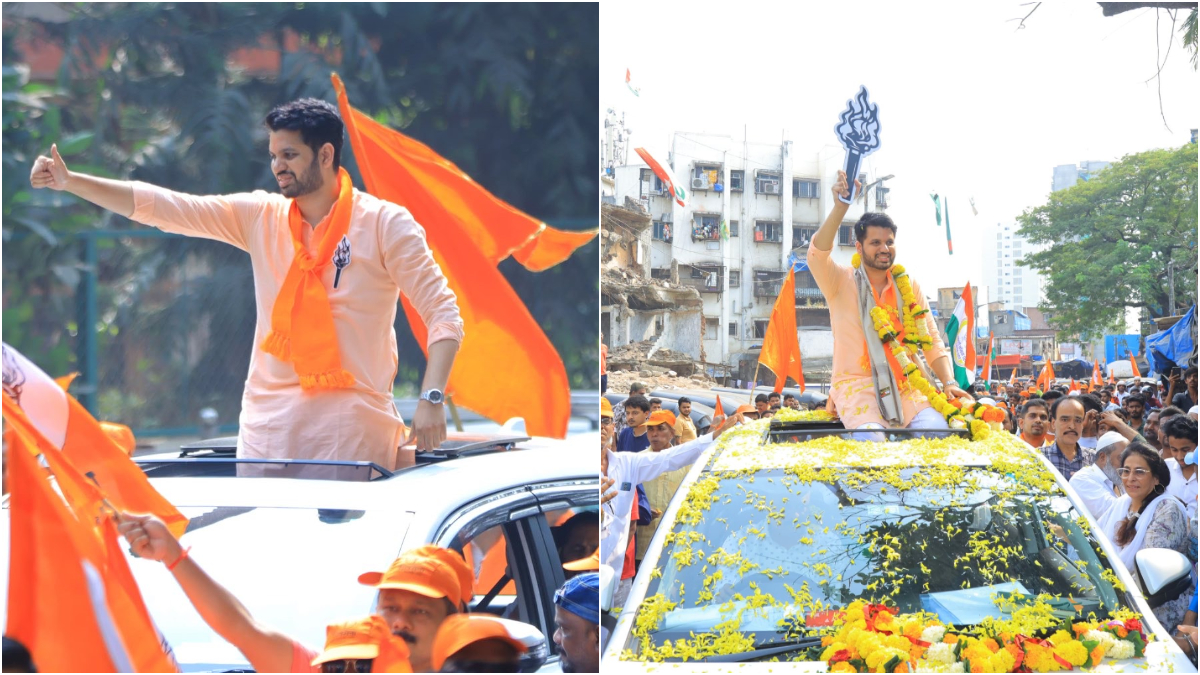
[142,441,596,512]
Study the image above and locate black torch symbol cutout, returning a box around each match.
[833,85,882,206]
[332,235,351,289]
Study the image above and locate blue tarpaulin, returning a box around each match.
[786,250,810,274]
[1145,305,1196,375]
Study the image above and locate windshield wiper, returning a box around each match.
[703,637,823,663]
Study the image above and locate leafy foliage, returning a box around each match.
[2,3,597,428]
[1017,145,1197,338]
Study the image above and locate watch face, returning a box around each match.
[425,389,444,404]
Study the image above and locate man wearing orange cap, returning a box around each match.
[311,616,413,673]
[601,411,742,607]
[735,403,758,421]
[119,512,468,672]
[600,398,615,452]
[430,614,528,673]
[635,410,694,566]
[563,550,600,578]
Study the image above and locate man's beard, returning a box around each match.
[864,252,892,270]
[279,156,323,198]
[393,629,417,644]
[1100,458,1122,486]
[560,658,577,673]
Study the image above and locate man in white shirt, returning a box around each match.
[599,412,741,608]
[1161,415,1197,519]
[1068,431,1126,521]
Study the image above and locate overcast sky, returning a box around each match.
[600,1,1198,307]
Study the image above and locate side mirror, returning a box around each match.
[1134,548,1192,606]
[493,616,549,673]
[599,562,616,612]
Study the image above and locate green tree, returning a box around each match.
[1017,145,1197,338]
[2,3,597,429]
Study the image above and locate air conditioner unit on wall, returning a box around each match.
[763,180,780,194]
[692,177,709,190]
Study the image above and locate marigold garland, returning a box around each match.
[855,258,1002,441]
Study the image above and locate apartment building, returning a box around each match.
[612,131,885,377]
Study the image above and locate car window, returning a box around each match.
[462,525,518,611]
[125,506,410,672]
[545,506,600,570]
[625,467,1130,659]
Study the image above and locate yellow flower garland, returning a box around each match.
[853,256,1001,441]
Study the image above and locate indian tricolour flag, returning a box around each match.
[945,283,976,390]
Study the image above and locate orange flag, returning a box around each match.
[2,343,188,537]
[759,270,804,393]
[1009,367,1018,387]
[1129,356,1141,378]
[1069,378,1079,392]
[6,423,177,673]
[1036,359,1055,391]
[714,395,725,418]
[331,74,572,437]
[1092,360,1104,387]
[329,75,594,272]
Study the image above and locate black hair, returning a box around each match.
[1021,398,1050,417]
[754,394,769,404]
[1186,365,1198,379]
[1114,442,1172,547]
[649,397,663,406]
[625,395,650,413]
[1161,415,1198,445]
[264,98,345,171]
[1077,393,1104,415]
[677,396,691,406]
[553,511,600,555]
[629,382,647,395]
[2,637,36,673]
[1049,395,1083,418]
[854,212,898,243]
[1158,405,1185,421]
[783,393,797,402]
[1042,390,1064,403]
[768,392,781,400]
[1123,393,1146,408]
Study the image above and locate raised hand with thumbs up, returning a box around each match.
[27,143,135,216]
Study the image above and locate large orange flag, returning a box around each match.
[1092,360,1104,387]
[759,271,804,393]
[6,422,177,673]
[714,395,725,418]
[329,75,594,272]
[1036,359,1056,391]
[1129,356,1141,378]
[2,343,188,537]
[331,75,572,437]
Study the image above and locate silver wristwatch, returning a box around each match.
[419,388,445,405]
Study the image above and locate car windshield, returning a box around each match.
[624,458,1131,662]
[129,506,409,672]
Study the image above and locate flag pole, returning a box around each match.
[750,362,761,400]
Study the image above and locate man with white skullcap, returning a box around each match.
[1068,431,1127,521]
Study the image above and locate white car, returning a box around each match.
[602,418,1193,672]
[1,432,599,673]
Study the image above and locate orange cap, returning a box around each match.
[734,404,755,415]
[643,410,675,427]
[358,552,461,601]
[431,615,528,673]
[311,616,412,671]
[600,398,613,418]
[563,549,600,571]
[405,546,474,607]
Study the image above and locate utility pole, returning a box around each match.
[1168,258,1176,316]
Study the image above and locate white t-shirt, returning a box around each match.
[1165,458,1197,520]
[600,434,716,578]
[1068,464,1119,522]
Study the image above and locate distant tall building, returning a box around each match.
[981,222,1042,312]
[1052,161,1111,193]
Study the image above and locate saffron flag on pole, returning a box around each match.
[945,283,976,390]
[332,75,572,438]
[634,147,688,207]
[5,422,177,673]
[328,75,594,273]
[759,270,804,393]
[981,332,995,383]
[713,395,725,419]
[944,196,954,255]
[1129,355,1141,378]
[1009,367,1018,387]
[1069,378,1080,393]
[1037,360,1056,391]
[1,343,188,538]
[625,68,640,97]
[1092,360,1104,387]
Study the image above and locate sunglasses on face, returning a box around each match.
[1116,467,1152,479]
[600,418,613,425]
[321,660,374,674]
[440,660,520,673]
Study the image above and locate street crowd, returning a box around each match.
[597,366,1200,660]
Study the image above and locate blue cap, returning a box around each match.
[554,573,599,624]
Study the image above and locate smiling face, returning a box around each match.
[1165,434,1197,464]
[855,225,896,271]
[1120,453,1159,502]
[268,129,332,199]
[1020,405,1049,437]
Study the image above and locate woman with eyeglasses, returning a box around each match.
[1098,442,1192,631]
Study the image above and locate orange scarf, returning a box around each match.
[261,168,357,390]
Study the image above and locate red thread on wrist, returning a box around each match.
[167,546,191,571]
